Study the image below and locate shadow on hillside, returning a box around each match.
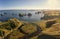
[38,34,57,39]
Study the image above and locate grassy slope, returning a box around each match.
[0,18,60,39]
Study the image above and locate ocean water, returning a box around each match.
[0,10,44,22]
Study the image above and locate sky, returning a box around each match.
[0,0,60,10]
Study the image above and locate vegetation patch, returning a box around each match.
[0,30,5,37]
[46,21,56,28]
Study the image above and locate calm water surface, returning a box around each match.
[0,10,44,22]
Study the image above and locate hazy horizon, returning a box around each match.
[0,0,60,10]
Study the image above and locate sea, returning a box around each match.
[0,10,44,22]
